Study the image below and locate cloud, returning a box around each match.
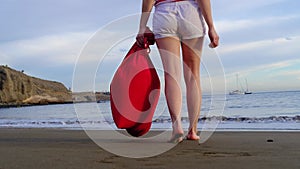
[219,36,299,54]
[0,0,142,42]
[0,13,145,92]
[216,15,298,34]
[271,68,300,79]
[0,31,93,65]
[226,59,298,78]
[214,0,286,15]
[224,59,300,91]
[281,70,300,76]
[218,35,300,71]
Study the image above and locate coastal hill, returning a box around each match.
[0,65,72,106]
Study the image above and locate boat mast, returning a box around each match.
[245,78,249,91]
[236,74,239,90]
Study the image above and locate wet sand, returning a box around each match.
[0,129,299,169]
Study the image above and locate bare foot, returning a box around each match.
[186,129,200,140]
[186,133,200,140]
[168,133,184,143]
[169,120,184,143]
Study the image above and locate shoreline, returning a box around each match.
[0,101,74,108]
[0,100,111,108]
[0,128,299,169]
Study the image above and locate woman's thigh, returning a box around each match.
[181,37,204,79]
[156,37,182,81]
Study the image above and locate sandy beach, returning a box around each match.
[0,129,299,169]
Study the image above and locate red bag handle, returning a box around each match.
[139,27,155,52]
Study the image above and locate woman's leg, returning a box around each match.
[181,37,204,140]
[156,37,184,140]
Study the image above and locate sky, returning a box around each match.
[0,0,299,93]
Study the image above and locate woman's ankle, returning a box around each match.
[172,120,183,134]
[186,127,199,140]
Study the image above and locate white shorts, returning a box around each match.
[153,1,206,40]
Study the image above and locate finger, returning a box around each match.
[209,41,218,48]
[212,37,219,48]
[136,35,144,47]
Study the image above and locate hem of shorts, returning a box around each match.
[181,34,206,40]
[155,0,196,7]
[155,34,206,40]
[154,35,180,40]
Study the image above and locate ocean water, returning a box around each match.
[0,91,299,131]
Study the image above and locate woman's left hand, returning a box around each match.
[136,26,147,47]
[208,27,219,48]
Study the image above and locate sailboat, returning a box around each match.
[229,74,244,95]
[229,75,253,95]
[229,89,244,95]
[244,78,252,95]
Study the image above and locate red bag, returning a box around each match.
[110,28,160,137]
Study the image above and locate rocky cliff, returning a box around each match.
[0,65,71,106]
